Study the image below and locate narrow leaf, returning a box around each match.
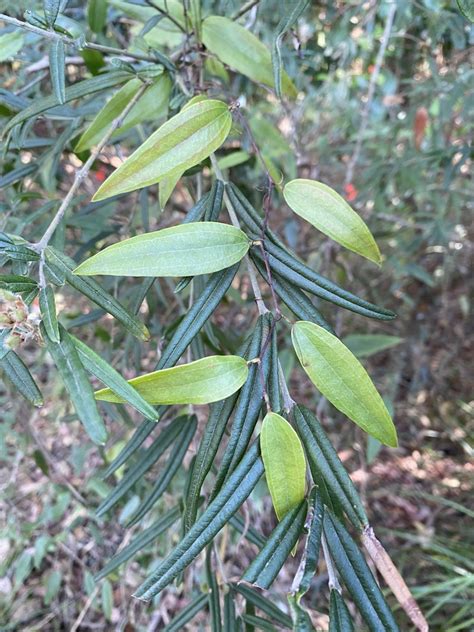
[260,412,306,520]
[284,179,381,264]
[162,594,209,632]
[0,275,37,293]
[0,350,43,406]
[41,323,107,445]
[233,584,293,629]
[272,0,309,99]
[43,0,61,27]
[292,322,397,447]
[93,99,232,200]
[296,487,324,597]
[206,548,222,632]
[242,500,307,589]
[49,40,66,104]
[329,590,355,632]
[74,222,249,277]
[88,0,107,33]
[39,285,60,343]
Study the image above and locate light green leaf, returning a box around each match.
[283,179,382,264]
[292,321,397,447]
[457,0,474,21]
[0,31,25,62]
[95,355,248,405]
[75,75,171,152]
[49,39,66,104]
[202,17,296,98]
[44,570,62,606]
[92,99,232,200]
[74,222,249,277]
[101,579,113,622]
[88,0,107,33]
[342,334,403,358]
[260,412,306,520]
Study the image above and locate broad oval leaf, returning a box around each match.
[291,321,397,447]
[92,99,232,201]
[202,16,297,98]
[95,355,248,405]
[74,222,249,277]
[260,412,306,520]
[283,179,382,264]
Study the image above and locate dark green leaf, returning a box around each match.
[241,614,277,631]
[162,594,209,632]
[206,547,222,632]
[0,163,37,188]
[39,285,60,343]
[0,275,37,293]
[0,350,43,406]
[329,590,354,632]
[49,39,66,104]
[296,487,324,598]
[233,584,292,629]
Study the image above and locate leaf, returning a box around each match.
[272,0,309,99]
[74,222,249,277]
[162,594,209,632]
[45,248,150,341]
[284,179,382,265]
[71,335,158,421]
[39,286,60,343]
[41,323,108,445]
[295,487,324,598]
[0,32,25,62]
[202,17,296,97]
[92,99,232,200]
[457,0,474,21]
[44,0,61,27]
[101,579,113,622]
[323,511,399,632]
[233,584,293,629]
[88,0,107,33]
[75,75,171,152]
[260,412,306,520]
[342,334,403,358]
[0,350,43,406]
[291,322,397,447]
[0,275,37,293]
[242,500,307,588]
[329,590,355,632]
[133,441,264,600]
[206,548,222,632]
[49,40,66,104]
[95,355,248,406]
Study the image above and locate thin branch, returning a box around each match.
[344,1,397,186]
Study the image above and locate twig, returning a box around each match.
[344,1,397,186]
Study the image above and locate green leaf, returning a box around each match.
[457,0,474,21]
[70,335,158,421]
[0,275,37,293]
[272,0,309,99]
[342,334,403,358]
[101,579,113,621]
[0,350,43,406]
[74,222,249,277]
[233,584,293,629]
[296,487,324,597]
[323,511,399,632]
[162,594,209,632]
[242,500,307,588]
[44,0,61,27]
[284,179,382,265]
[92,99,232,200]
[95,355,248,406]
[45,248,150,341]
[329,590,354,632]
[49,39,66,104]
[88,0,107,33]
[292,322,397,447]
[39,285,60,343]
[0,32,25,62]
[41,323,108,445]
[134,441,264,600]
[202,17,296,97]
[75,75,171,152]
[206,548,222,632]
[260,412,306,520]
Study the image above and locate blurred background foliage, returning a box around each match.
[0,0,472,630]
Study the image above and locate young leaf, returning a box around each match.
[92,99,232,200]
[284,179,382,264]
[39,285,60,343]
[70,335,158,421]
[0,350,43,407]
[49,40,66,104]
[242,500,307,588]
[260,412,306,520]
[292,322,398,447]
[74,223,249,277]
[95,355,248,406]
[134,441,264,600]
[41,323,108,445]
[202,17,297,97]
[272,0,309,99]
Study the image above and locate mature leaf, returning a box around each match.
[162,594,209,632]
[202,17,296,97]
[134,441,264,600]
[324,512,399,632]
[0,163,37,188]
[49,40,66,104]
[43,0,61,26]
[233,584,293,629]
[261,412,306,520]
[292,322,397,447]
[101,579,113,622]
[71,335,158,421]
[296,487,324,598]
[294,406,368,530]
[95,355,248,405]
[288,595,316,631]
[41,323,107,445]
[39,286,60,343]
[206,548,222,632]
[241,615,277,631]
[0,275,37,293]
[93,99,232,200]
[74,223,249,277]
[284,179,382,264]
[75,75,171,152]
[0,350,43,407]
[272,0,309,99]
[0,32,24,62]
[342,334,403,358]
[329,590,354,632]
[224,591,238,631]
[45,248,150,341]
[88,0,107,33]
[242,500,307,588]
